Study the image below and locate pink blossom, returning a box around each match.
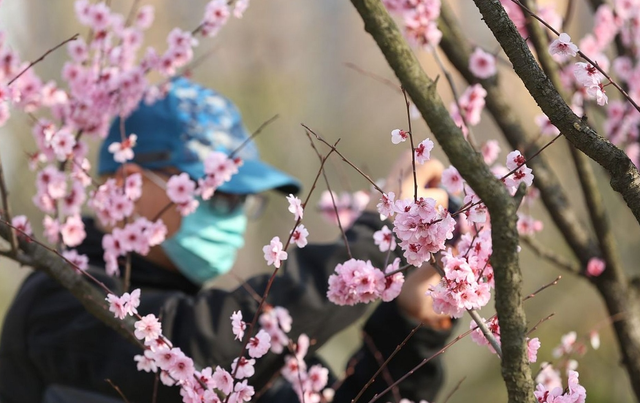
[166,172,196,205]
[49,129,76,161]
[228,380,254,403]
[574,62,603,86]
[61,215,86,247]
[481,140,501,165]
[286,194,304,220]
[308,364,329,392]
[290,224,309,248]
[134,350,157,373]
[376,192,396,217]
[248,329,271,358]
[135,5,155,29]
[442,166,464,194]
[43,215,60,243]
[404,15,441,49]
[11,215,32,236]
[107,134,137,163]
[517,213,543,235]
[504,150,534,188]
[263,236,288,268]
[586,257,606,277]
[231,311,246,341]
[231,357,255,379]
[548,33,578,58]
[318,190,369,229]
[134,314,162,341]
[67,37,88,63]
[534,114,560,136]
[212,366,234,394]
[469,47,497,79]
[414,138,434,164]
[527,337,541,362]
[391,129,409,144]
[106,293,130,320]
[327,259,386,305]
[125,173,142,201]
[62,249,88,272]
[233,0,250,18]
[586,83,608,106]
[381,258,404,302]
[373,225,396,252]
[169,351,195,381]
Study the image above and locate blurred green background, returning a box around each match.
[0,1,638,402]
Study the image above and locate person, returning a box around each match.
[0,78,453,403]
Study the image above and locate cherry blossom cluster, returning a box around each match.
[317,189,370,229]
[450,84,487,137]
[2,0,248,269]
[327,257,405,306]
[382,0,442,50]
[534,370,586,403]
[281,334,330,403]
[378,193,456,266]
[469,316,541,362]
[427,248,493,318]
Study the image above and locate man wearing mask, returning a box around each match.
[0,78,453,403]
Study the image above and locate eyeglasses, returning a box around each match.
[142,169,268,219]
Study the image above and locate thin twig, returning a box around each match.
[526,313,555,335]
[522,234,580,273]
[304,130,352,259]
[440,376,467,403]
[105,379,131,403]
[352,323,423,403]
[523,275,562,302]
[362,333,402,403]
[432,49,478,151]
[8,33,79,86]
[229,114,280,159]
[302,124,385,194]
[401,88,419,202]
[344,62,402,93]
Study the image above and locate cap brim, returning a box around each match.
[179,159,301,195]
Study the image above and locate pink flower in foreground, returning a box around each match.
[134,314,162,341]
[290,224,309,248]
[391,129,409,144]
[107,134,137,163]
[106,293,130,320]
[60,215,86,247]
[231,357,255,379]
[11,215,32,236]
[248,329,271,358]
[442,166,463,194]
[469,47,497,79]
[286,194,304,221]
[263,236,288,268]
[231,310,246,341]
[166,172,196,205]
[134,350,157,373]
[381,258,404,302]
[586,257,606,277]
[414,138,434,164]
[228,379,255,403]
[527,337,541,362]
[373,225,396,252]
[574,62,603,86]
[549,33,579,57]
[212,366,234,394]
[377,192,396,217]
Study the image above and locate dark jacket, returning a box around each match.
[0,213,451,403]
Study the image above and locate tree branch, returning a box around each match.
[348,1,535,401]
[473,0,640,227]
[438,2,597,265]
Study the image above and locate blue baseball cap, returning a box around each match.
[98,77,301,195]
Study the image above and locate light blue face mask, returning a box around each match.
[161,200,248,286]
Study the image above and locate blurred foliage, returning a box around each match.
[0,1,638,402]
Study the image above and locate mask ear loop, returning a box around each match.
[142,169,169,191]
